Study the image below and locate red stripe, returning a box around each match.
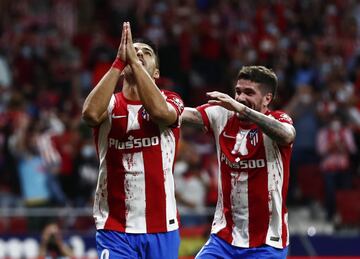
[217,163,234,244]
[280,146,291,247]
[104,151,126,231]
[172,128,181,228]
[102,94,127,231]
[248,137,269,247]
[143,137,167,232]
[196,104,212,132]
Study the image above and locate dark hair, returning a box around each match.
[133,38,159,68]
[237,66,278,98]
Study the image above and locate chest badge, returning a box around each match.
[249,129,258,146]
[141,108,150,121]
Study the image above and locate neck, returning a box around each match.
[236,114,253,125]
[123,79,140,101]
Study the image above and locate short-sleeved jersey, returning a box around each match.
[93,90,184,234]
[197,104,293,249]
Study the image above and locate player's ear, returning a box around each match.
[153,68,160,79]
[263,92,273,106]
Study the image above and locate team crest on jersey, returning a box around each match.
[248,129,259,146]
[172,97,184,112]
[141,108,150,121]
[280,113,292,123]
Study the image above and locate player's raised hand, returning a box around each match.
[207,91,246,113]
[124,22,139,65]
[116,22,127,62]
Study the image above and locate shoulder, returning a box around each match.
[267,110,293,124]
[161,90,184,114]
[161,90,182,100]
[197,104,233,118]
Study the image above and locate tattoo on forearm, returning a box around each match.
[182,109,204,127]
[243,107,294,144]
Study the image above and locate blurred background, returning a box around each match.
[0,0,360,258]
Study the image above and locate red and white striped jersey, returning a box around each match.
[197,104,293,249]
[93,90,184,233]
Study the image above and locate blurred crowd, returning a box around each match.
[1,0,360,233]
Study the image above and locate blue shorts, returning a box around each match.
[96,229,180,259]
[196,234,288,259]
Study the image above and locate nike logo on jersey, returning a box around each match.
[112,114,127,119]
[223,131,236,139]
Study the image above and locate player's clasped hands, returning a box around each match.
[117,22,139,65]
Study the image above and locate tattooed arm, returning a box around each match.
[207,91,295,145]
[181,107,205,128]
[242,107,295,145]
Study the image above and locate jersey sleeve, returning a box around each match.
[196,104,213,131]
[196,104,231,134]
[163,90,184,127]
[270,111,294,125]
[108,94,116,114]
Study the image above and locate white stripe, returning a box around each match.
[209,108,229,236]
[126,105,142,132]
[123,152,147,233]
[205,106,233,136]
[211,166,226,234]
[160,128,178,231]
[107,95,116,114]
[231,171,249,247]
[37,133,61,166]
[263,134,286,249]
[93,106,114,229]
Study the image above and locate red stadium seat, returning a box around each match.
[9,217,27,234]
[297,164,325,202]
[336,190,360,226]
[352,175,360,189]
[179,224,210,238]
[0,218,7,233]
[73,217,94,231]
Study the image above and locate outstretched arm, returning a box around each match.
[181,108,204,128]
[82,23,127,127]
[207,91,295,145]
[125,22,178,126]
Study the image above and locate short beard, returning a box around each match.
[124,67,136,85]
[123,65,153,84]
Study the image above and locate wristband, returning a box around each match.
[112,58,126,71]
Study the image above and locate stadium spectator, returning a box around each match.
[72,139,98,207]
[284,84,319,204]
[174,141,210,227]
[38,222,73,258]
[8,112,64,231]
[316,113,357,221]
[181,66,295,258]
[82,22,183,258]
[1,0,360,236]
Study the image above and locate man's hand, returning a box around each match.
[41,223,61,244]
[207,91,246,114]
[124,22,139,65]
[116,22,127,62]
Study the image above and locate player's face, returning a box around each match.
[234,79,272,114]
[133,42,159,79]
